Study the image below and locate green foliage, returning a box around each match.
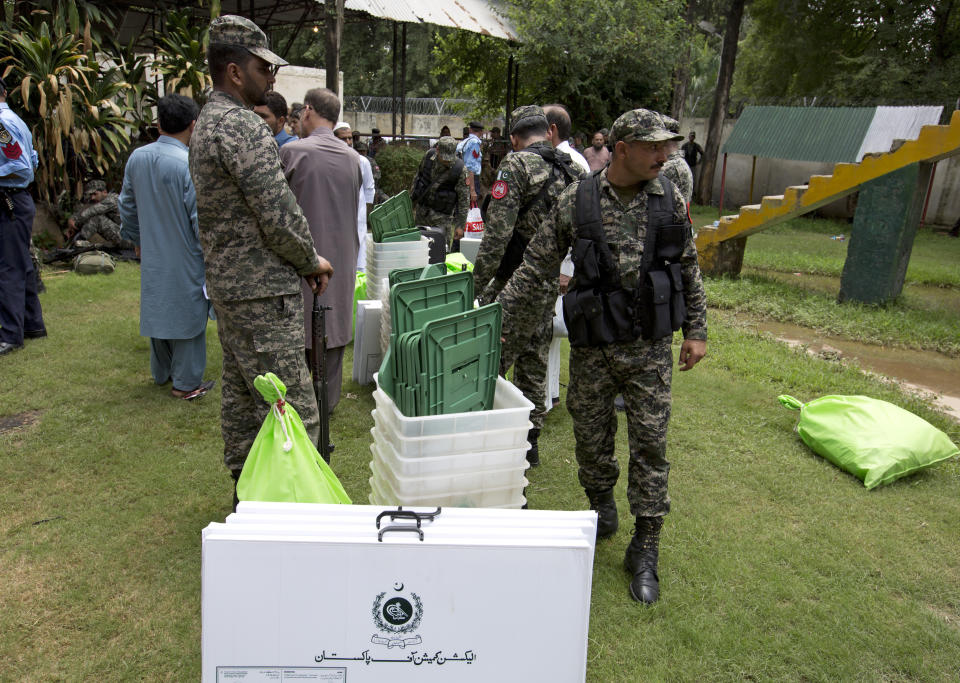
[733,0,960,105]
[153,9,212,105]
[433,0,687,131]
[373,144,424,196]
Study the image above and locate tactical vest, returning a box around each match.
[411,149,464,216]
[561,172,690,347]
[494,145,581,282]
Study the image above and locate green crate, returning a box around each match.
[388,263,447,289]
[370,191,417,242]
[419,303,502,415]
[389,272,474,341]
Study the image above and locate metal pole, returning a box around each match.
[505,54,513,132]
[920,161,938,229]
[400,23,407,142]
[718,153,728,217]
[749,155,756,204]
[391,22,398,139]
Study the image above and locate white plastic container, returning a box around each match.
[368,469,527,509]
[372,373,533,438]
[370,442,528,495]
[367,234,430,252]
[372,410,530,458]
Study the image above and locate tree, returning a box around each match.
[696,0,746,206]
[732,0,960,105]
[433,0,687,132]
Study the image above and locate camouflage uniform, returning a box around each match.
[659,115,693,205]
[411,136,469,246]
[72,192,131,248]
[497,112,708,517]
[189,16,322,476]
[474,106,577,433]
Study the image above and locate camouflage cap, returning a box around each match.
[83,179,106,198]
[660,114,680,134]
[208,15,288,67]
[509,105,547,134]
[610,109,684,145]
[436,136,457,162]
[354,140,369,152]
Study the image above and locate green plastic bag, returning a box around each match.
[353,272,367,334]
[237,373,352,504]
[779,394,958,489]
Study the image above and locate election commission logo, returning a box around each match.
[371,583,423,648]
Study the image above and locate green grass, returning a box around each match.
[2,263,959,680]
[688,206,960,354]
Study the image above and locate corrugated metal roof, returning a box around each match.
[343,0,519,40]
[721,106,877,163]
[856,105,943,160]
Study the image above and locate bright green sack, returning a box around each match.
[237,373,351,504]
[779,394,958,489]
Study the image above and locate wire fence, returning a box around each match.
[343,96,476,116]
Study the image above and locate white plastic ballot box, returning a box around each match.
[202,504,597,682]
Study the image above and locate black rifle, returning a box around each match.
[311,292,333,463]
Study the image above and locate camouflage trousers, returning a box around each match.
[79,215,134,249]
[500,307,552,431]
[415,207,456,247]
[213,293,320,475]
[566,337,673,517]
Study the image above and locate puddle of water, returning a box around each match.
[729,315,960,421]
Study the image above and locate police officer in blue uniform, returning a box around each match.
[0,75,45,355]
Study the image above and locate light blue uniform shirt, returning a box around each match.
[119,135,211,340]
[460,133,482,174]
[0,102,39,188]
[275,129,298,147]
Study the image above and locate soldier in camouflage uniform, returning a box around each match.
[66,180,133,248]
[659,115,693,205]
[356,141,388,205]
[410,136,469,246]
[497,109,708,604]
[188,15,334,507]
[474,105,579,466]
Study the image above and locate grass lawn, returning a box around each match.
[690,205,960,355]
[2,256,959,681]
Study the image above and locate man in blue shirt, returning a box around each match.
[253,91,297,148]
[119,94,214,400]
[456,121,484,203]
[0,75,45,356]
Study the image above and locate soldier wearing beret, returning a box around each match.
[410,136,469,247]
[497,108,708,604]
[475,104,580,467]
[189,15,333,507]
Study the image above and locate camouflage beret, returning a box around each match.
[83,179,107,198]
[509,105,547,134]
[610,109,684,145]
[436,136,457,162]
[208,15,288,67]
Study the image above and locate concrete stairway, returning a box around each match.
[695,110,960,275]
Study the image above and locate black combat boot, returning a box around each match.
[585,488,618,540]
[624,515,664,604]
[526,428,541,467]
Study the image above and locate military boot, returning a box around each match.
[526,428,541,467]
[624,515,664,604]
[585,487,618,540]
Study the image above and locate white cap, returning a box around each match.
[333,121,351,132]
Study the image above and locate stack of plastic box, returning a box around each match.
[365,235,430,300]
[366,192,430,300]
[368,373,533,508]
